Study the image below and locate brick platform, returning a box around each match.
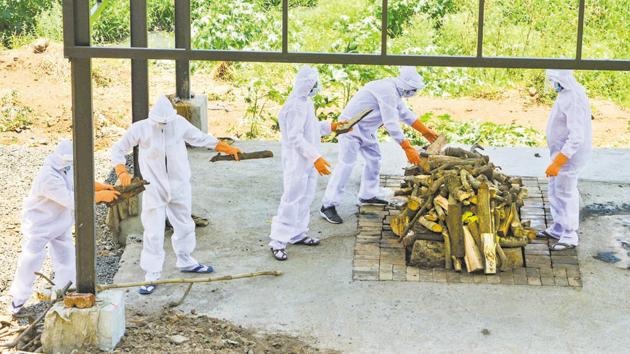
[352,175,582,287]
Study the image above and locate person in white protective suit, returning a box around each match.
[111,96,241,294]
[537,70,592,251]
[268,65,349,261]
[8,140,120,314]
[320,66,439,224]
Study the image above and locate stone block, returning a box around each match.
[42,290,125,353]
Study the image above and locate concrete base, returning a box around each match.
[41,291,125,353]
[188,94,208,133]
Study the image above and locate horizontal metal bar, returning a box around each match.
[64,46,630,71]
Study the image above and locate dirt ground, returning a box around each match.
[114,309,337,354]
[1,42,629,150]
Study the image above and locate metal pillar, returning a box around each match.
[67,0,96,294]
[175,0,191,99]
[130,0,148,177]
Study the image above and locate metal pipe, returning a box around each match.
[175,0,191,99]
[63,46,630,71]
[576,0,586,61]
[282,0,288,54]
[130,0,148,178]
[71,0,96,295]
[477,0,485,58]
[381,0,388,56]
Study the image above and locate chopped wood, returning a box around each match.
[481,233,497,274]
[101,178,149,207]
[390,142,532,272]
[463,226,484,273]
[210,150,273,162]
[425,135,448,155]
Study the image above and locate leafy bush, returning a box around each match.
[0,0,56,47]
[408,112,544,147]
[91,0,130,44]
[191,0,281,51]
[148,0,174,32]
[0,91,33,133]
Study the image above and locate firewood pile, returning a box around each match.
[390,143,537,274]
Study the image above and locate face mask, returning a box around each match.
[62,165,71,174]
[308,82,320,97]
[553,82,564,93]
[402,89,417,97]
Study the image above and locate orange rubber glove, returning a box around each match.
[215,141,241,161]
[95,182,115,192]
[314,157,332,176]
[545,153,569,177]
[331,120,350,132]
[411,120,439,143]
[115,164,132,187]
[95,190,120,204]
[400,139,421,166]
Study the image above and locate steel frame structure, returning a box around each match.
[63,0,629,293]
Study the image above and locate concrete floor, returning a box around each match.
[114,141,630,353]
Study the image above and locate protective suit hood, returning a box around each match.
[47,140,73,170]
[289,65,319,99]
[546,69,590,113]
[148,96,177,124]
[394,66,425,91]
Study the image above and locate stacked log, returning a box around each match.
[391,144,536,274]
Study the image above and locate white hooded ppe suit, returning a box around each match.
[269,66,332,249]
[111,96,219,281]
[322,67,424,207]
[545,70,592,246]
[10,140,76,304]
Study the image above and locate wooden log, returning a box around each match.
[463,226,484,273]
[498,203,514,237]
[408,196,422,211]
[408,240,445,268]
[443,146,483,159]
[210,150,273,162]
[443,231,452,270]
[477,182,492,234]
[433,195,449,210]
[404,175,432,186]
[452,256,462,272]
[499,236,529,248]
[496,243,509,272]
[426,134,448,155]
[481,233,497,274]
[102,178,149,207]
[418,217,443,233]
[394,187,412,196]
[446,195,465,258]
[460,169,473,192]
[407,228,444,243]
[467,219,482,250]
[425,211,438,222]
[433,200,446,221]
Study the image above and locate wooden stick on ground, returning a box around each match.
[168,283,193,308]
[0,282,72,349]
[96,271,283,291]
[210,151,273,162]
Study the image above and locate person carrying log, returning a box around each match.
[111,95,241,295]
[538,70,592,251]
[8,140,120,314]
[320,66,439,224]
[268,65,349,261]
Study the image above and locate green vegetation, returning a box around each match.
[408,112,544,147]
[1,0,628,144]
[0,91,32,133]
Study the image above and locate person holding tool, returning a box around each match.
[268,65,351,261]
[8,140,120,314]
[111,95,241,294]
[320,66,439,224]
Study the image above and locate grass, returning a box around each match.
[0,91,33,133]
